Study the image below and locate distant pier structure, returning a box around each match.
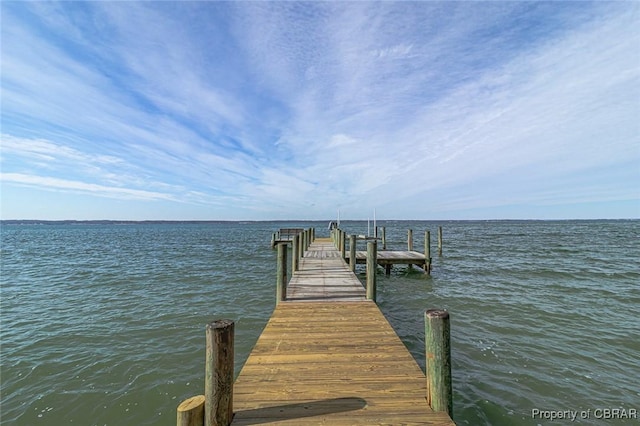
[332,225,439,275]
[270,228,305,248]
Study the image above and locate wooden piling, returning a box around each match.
[438,226,443,255]
[276,243,287,304]
[424,231,432,274]
[302,229,307,252]
[303,229,307,250]
[270,232,276,249]
[177,395,204,426]
[408,229,413,251]
[292,233,299,272]
[424,309,452,417]
[349,234,356,272]
[366,240,377,302]
[381,227,386,250]
[205,320,234,426]
[340,230,346,259]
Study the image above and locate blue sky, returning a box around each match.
[1,1,638,220]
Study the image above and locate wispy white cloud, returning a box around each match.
[1,172,173,201]
[1,134,122,165]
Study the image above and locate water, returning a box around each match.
[1,220,638,425]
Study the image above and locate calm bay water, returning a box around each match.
[1,220,638,425]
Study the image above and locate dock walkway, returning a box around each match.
[286,239,366,302]
[231,238,455,425]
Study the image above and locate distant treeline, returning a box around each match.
[0,220,248,225]
[0,220,336,225]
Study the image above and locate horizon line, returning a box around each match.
[2,218,638,224]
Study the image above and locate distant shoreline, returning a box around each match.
[1,218,637,225]
[0,220,277,225]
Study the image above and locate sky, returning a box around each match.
[1,1,639,221]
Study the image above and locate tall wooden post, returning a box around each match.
[292,233,299,272]
[271,232,276,249]
[349,234,356,272]
[407,229,413,251]
[177,395,205,426]
[340,230,346,259]
[303,230,308,253]
[424,309,452,417]
[298,231,304,260]
[424,231,432,274]
[298,232,304,267]
[205,319,234,426]
[276,243,287,304]
[366,240,377,302]
[381,227,386,250]
[438,226,443,255]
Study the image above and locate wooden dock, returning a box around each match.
[177,232,454,426]
[230,237,455,425]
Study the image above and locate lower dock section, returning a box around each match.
[232,302,454,425]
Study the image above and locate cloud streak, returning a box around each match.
[1,1,638,220]
[1,173,173,201]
